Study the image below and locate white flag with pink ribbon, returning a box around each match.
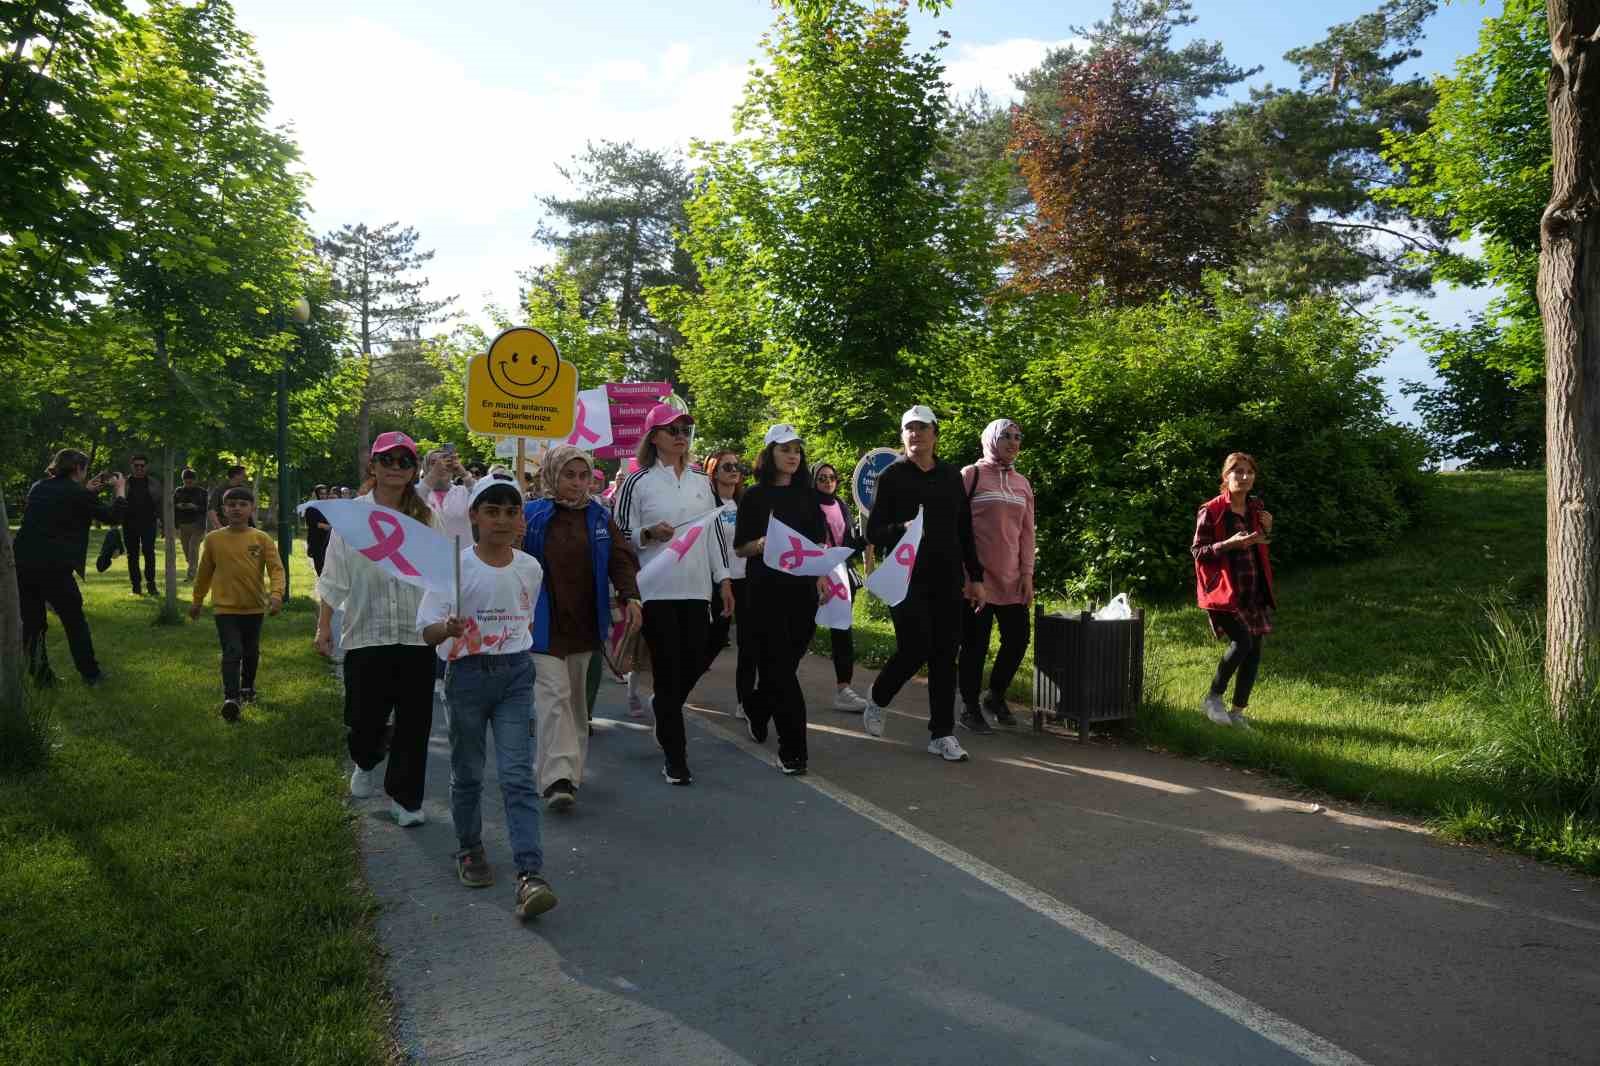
[761,515,854,577]
[549,386,613,450]
[635,508,720,602]
[865,506,923,607]
[298,499,458,599]
[815,563,853,629]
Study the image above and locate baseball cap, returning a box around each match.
[469,475,524,510]
[762,423,802,447]
[370,430,418,457]
[642,403,694,434]
[900,405,938,428]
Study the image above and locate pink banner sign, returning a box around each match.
[596,381,671,459]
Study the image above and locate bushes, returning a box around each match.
[931,281,1431,598]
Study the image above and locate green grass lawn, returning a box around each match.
[0,543,390,1065]
[822,470,1600,871]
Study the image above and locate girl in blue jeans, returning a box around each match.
[419,478,556,921]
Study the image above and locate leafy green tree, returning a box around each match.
[534,140,698,383]
[1400,313,1544,468]
[1216,0,1448,300]
[1007,48,1253,305]
[1382,0,1550,381]
[317,222,455,481]
[667,0,998,452]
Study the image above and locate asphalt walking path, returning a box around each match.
[354,652,1600,1065]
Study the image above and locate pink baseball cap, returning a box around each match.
[370,431,418,458]
[642,403,693,434]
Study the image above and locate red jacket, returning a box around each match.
[1192,494,1276,611]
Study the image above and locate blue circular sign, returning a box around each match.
[851,448,900,513]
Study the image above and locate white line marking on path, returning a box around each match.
[687,704,1372,1066]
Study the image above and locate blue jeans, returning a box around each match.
[446,654,542,874]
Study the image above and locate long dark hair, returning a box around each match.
[46,449,89,478]
[753,441,811,489]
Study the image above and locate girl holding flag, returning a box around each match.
[701,451,757,720]
[812,462,870,713]
[521,445,641,811]
[614,404,734,786]
[315,431,441,826]
[733,425,829,775]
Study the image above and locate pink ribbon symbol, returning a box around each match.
[666,525,702,561]
[778,536,825,571]
[894,543,917,570]
[358,510,421,576]
[567,397,602,446]
[822,575,849,602]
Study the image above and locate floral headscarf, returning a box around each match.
[541,445,593,509]
[981,418,1021,468]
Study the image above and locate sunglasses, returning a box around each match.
[374,452,417,469]
[656,424,691,439]
[717,462,750,475]
[815,472,837,481]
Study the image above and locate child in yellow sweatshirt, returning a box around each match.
[190,487,285,722]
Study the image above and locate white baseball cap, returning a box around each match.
[469,474,524,509]
[762,423,803,446]
[900,405,938,428]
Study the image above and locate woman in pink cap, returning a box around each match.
[315,430,441,826]
[613,404,734,785]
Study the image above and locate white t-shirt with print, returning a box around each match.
[416,547,543,662]
[717,500,747,581]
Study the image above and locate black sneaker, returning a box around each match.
[82,672,106,688]
[240,688,257,704]
[747,712,769,744]
[544,779,576,812]
[958,706,994,735]
[982,691,1015,725]
[663,760,693,786]
[221,699,241,723]
[514,871,558,920]
[778,753,807,776]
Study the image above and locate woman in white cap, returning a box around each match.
[315,431,440,825]
[613,403,734,785]
[956,418,1035,733]
[861,406,987,762]
[733,425,827,775]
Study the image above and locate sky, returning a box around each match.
[241,0,1506,422]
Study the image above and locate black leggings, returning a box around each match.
[747,581,818,763]
[1209,612,1265,709]
[828,626,854,685]
[214,613,264,699]
[643,599,713,765]
[870,584,963,739]
[705,578,757,704]
[958,602,1030,706]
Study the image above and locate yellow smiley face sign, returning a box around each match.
[464,326,578,438]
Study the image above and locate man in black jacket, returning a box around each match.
[173,468,210,580]
[14,449,128,685]
[122,453,161,595]
[862,406,987,761]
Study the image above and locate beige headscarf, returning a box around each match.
[541,445,594,508]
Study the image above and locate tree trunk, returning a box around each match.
[161,443,179,622]
[0,491,28,726]
[1541,1,1600,712]
[355,377,371,487]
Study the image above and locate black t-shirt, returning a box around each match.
[124,476,158,525]
[174,485,209,524]
[735,481,828,586]
[304,506,331,558]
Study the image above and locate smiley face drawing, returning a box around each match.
[486,327,561,400]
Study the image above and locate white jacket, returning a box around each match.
[615,461,730,600]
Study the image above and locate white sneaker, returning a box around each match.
[734,702,747,721]
[349,766,376,799]
[832,687,868,713]
[391,800,425,827]
[928,735,970,762]
[862,701,885,737]
[627,694,647,718]
[1228,710,1254,731]
[433,678,446,702]
[1202,694,1232,726]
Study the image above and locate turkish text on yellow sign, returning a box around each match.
[463,326,577,438]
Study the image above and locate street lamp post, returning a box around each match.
[278,295,311,598]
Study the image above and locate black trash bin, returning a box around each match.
[1032,604,1144,741]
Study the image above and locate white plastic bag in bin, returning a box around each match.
[1094,593,1133,620]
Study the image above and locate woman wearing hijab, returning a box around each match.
[956,419,1036,734]
[812,462,870,713]
[1192,452,1276,729]
[522,445,642,809]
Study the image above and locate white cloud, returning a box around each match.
[943,37,1079,105]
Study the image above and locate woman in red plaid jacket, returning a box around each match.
[1191,452,1276,729]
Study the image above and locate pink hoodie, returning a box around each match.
[961,419,1035,605]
